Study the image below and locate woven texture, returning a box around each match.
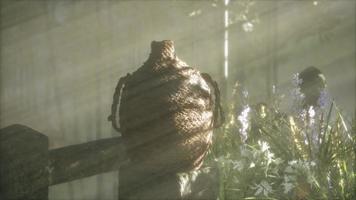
[110,40,222,173]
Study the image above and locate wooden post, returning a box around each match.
[0,124,128,199]
[0,124,49,200]
[0,124,218,199]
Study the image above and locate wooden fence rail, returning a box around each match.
[0,124,218,200]
[0,124,128,200]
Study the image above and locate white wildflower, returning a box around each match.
[308,106,316,119]
[282,182,295,194]
[238,105,251,142]
[266,151,275,162]
[258,140,270,152]
[288,160,297,165]
[242,89,249,98]
[310,161,316,167]
[292,73,303,86]
[253,180,273,196]
[290,73,306,115]
[242,21,254,32]
[232,160,244,171]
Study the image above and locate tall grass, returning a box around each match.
[206,84,355,200]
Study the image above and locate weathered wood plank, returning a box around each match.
[49,136,128,186]
[0,124,129,199]
[0,124,49,200]
[1,124,217,199]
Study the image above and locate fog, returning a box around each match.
[1,0,355,199]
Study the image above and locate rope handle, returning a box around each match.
[201,73,225,128]
[108,73,130,132]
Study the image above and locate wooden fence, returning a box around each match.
[0,124,127,200]
[0,124,218,200]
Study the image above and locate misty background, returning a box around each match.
[1,0,355,199]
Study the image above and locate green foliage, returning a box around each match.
[206,88,356,200]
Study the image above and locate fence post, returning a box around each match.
[0,124,49,200]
